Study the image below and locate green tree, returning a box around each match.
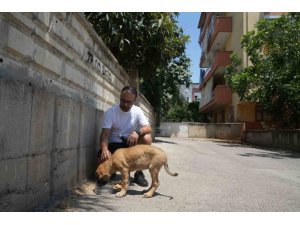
[85,12,188,79]
[164,97,208,123]
[141,53,192,123]
[187,101,208,122]
[225,13,300,128]
[84,12,191,123]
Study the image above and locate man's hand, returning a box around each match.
[100,128,111,162]
[101,149,111,161]
[127,130,139,146]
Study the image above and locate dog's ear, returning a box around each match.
[95,169,101,179]
[107,163,116,177]
[101,165,110,177]
[96,164,108,179]
[95,170,99,178]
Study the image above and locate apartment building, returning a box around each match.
[180,83,201,102]
[198,12,285,128]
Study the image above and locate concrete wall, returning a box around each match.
[159,122,244,141]
[243,130,300,151]
[0,12,154,211]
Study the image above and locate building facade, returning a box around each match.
[198,12,286,128]
[180,83,201,103]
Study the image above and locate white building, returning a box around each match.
[180,83,201,102]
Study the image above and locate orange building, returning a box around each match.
[198,12,286,129]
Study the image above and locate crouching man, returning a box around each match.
[97,86,152,187]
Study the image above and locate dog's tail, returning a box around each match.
[164,161,178,177]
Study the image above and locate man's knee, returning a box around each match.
[138,134,152,145]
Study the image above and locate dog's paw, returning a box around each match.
[143,192,153,198]
[113,183,122,191]
[115,190,126,197]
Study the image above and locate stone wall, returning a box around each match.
[0,12,154,211]
[243,130,300,151]
[158,122,244,141]
[158,122,300,151]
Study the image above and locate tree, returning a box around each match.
[164,100,208,122]
[84,12,189,79]
[84,13,191,124]
[140,52,192,123]
[225,13,300,128]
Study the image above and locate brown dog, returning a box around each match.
[95,144,178,198]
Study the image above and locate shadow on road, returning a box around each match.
[215,141,300,159]
[211,139,242,145]
[45,184,117,212]
[115,189,174,200]
[154,138,177,144]
[237,151,300,159]
[152,192,174,200]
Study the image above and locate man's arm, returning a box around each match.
[127,124,152,146]
[100,128,111,160]
[139,124,152,136]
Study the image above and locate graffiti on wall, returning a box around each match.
[86,50,112,82]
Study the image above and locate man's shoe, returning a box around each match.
[111,173,117,180]
[97,178,108,186]
[134,171,148,187]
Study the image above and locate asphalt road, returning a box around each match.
[47,137,300,212]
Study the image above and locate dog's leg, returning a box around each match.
[115,169,129,197]
[113,182,123,191]
[143,167,160,198]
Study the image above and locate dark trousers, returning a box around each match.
[97,142,129,160]
[108,142,129,154]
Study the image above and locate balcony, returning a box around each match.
[200,85,232,113]
[199,12,213,43]
[207,16,232,51]
[200,51,210,68]
[200,51,232,89]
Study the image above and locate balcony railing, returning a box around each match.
[200,50,210,68]
[199,15,232,48]
[200,15,232,68]
[199,13,213,44]
[199,85,232,113]
[213,50,232,67]
[207,16,232,51]
[200,51,232,88]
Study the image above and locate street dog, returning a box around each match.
[95,144,178,198]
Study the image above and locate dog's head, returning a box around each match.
[95,160,111,181]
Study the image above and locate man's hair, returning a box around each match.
[121,86,138,98]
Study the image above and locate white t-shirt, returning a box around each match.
[102,104,150,143]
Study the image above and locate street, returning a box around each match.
[47,137,300,212]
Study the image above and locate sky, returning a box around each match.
[177,12,201,84]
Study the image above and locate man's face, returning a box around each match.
[119,90,136,112]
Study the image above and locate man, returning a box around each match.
[97,86,152,187]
